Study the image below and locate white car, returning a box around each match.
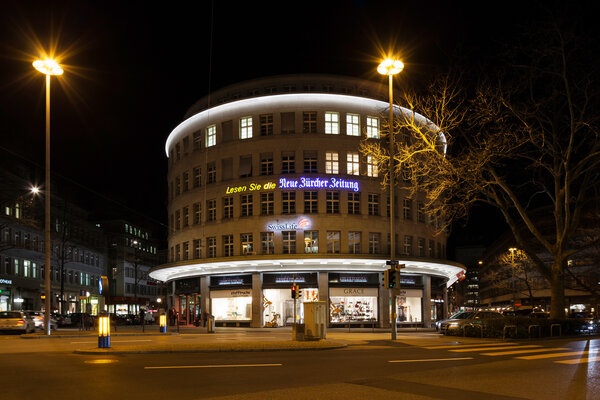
[24,311,57,330]
[0,311,36,334]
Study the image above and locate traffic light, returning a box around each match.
[388,269,397,288]
[291,283,297,299]
[298,288,303,299]
[383,270,390,288]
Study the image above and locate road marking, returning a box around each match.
[517,350,597,360]
[388,357,473,363]
[555,356,600,365]
[450,345,540,353]
[71,339,153,344]
[424,343,518,349]
[481,348,569,356]
[144,363,282,370]
[85,359,119,364]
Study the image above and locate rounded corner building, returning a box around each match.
[151,74,465,328]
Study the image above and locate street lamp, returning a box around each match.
[508,247,518,306]
[33,58,63,336]
[378,58,404,340]
[133,240,139,316]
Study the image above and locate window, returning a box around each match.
[327,231,340,253]
[282,231,296,254]
[281,112,295,134]
[207,237,217,258]
[176,143,181,160]
[182,172,189,192]
[222,235,233,257]
[403,199,413,220]
[369,233,380,254]
[241,233,253,255]
[348,231,361,254]
[261,192,274,215]
[207,199,216,221]
[304,231,319,253]
[417,202,425,223]
[368,194,379,216]
[304,191,318,213]
[240,116,253,139]
[206,125,216,147]
[366,116,379,138]
[403,235,413,256]
[429,240,435,258]
[207,162,216,184]
[175,244,180,261]
[282,192,296,214]
[346,113,360,136]
[182,137,190,155]
[193,239,201,259]
[193,131,202,150]
[183,242,189,260]
[325,112,339,134]
[261,232,274,254]
[223,197,233,219]
[175,210,181,230]
[418,237,426,257]
[303,111,317,133]
[193,203,201,224]
[260,114,273,136]
[348,192,360,214]
[193,167,201,188]
[175,177,181,196]
[241,194,253,217]
[367,155,378,177]
[282,152,295,174]
[326,191,339,214]
[182,207,189,227]
[239,155,252,178]
[303,152,317,173]
[326,151,339,174]
[347,152,360,175]
[260,154,273,176]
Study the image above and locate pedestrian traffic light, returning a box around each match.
[388,269,397,288]
[291,283,297,299]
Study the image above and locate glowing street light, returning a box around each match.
[378,57,404,340]
[33,57,63,336]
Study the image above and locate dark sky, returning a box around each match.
[0,0,566,243]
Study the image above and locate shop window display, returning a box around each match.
[262,288,318,327]
[330,296,377,323]
[396,290,422,323]
[211,292,252,321]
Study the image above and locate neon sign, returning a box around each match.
[226,181,276,194]
[267,217,312,231]
[279,177,359,192]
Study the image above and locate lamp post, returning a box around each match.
[33,58,63,336]
[509,247,517,307]
[132,240,139,317]
[378,58,404,340]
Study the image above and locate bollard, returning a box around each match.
[98,314,110,348]
[159,313,167,333]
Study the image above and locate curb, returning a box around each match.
[21,332,180,339]
[73,340,347,354]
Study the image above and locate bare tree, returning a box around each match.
[362,14,600,319]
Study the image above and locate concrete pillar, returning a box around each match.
[442,283,448,319]
[251,272,263,328]
[200,276,210,315]
[318,272,329,323]
[379,274,390,328]
[422,275,431,328]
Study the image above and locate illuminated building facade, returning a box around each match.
[152,75,464,328]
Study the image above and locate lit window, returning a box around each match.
[347,152,360,176]
[367,155,378,177]
[240,116,253,139]
[346,114,360,136]
[206,125,216,147]
[326,151,339,174]
[325,112,339,134]
[366,116,379,138]
[241,233,253,255]
[304,231,319,253]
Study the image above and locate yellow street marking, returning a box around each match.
[517,350,597,360]
[555,356,600,365]
[144,363,282,369]
[389,357,473,363]
[424,343,517,349]
[450,345,540,353]
[481,348,568,356]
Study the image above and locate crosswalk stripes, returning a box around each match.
[425,342,599,365]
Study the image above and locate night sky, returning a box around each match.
[0,1,569,244]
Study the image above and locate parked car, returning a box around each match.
[0,311,36,334]
[68,313,95,329]
[444,310,505,335]
[436,311,476,334]
[569,311,598,332]
[529,311,550,319]
[24,311,58,330]
[52,314,72,327]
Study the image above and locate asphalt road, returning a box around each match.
[1,330,598,399]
